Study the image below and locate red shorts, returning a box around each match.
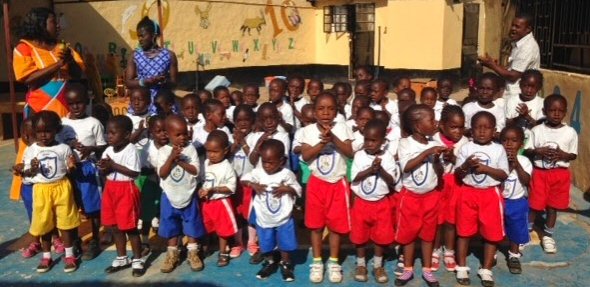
[530,168,571,211]
[438,173,461,225]
[350,197,394,245]
[202,198,238,238]
[395,188,441,245]
[388,192,400,233]
[101,180,141,231]
[456,185,504,242]
[305,175,351,234]
[233,184,254,221]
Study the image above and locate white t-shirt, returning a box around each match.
[192,125,232,151]
[276,102,295,133]
[242,167,301,228]
[463,101,506,132]
[102,143,141,181]
[23,143,73,183]
[60,116,106,161]
[504,33,541,99]
[126,113,149,151]
[503,155,532,200]
[141,139,161,169]
[231,141,254,178]
[524,123,578,168]
[371,98,399,129]
[352,130,364,152]
[344,103,353,120]
[157,144,200,208]
[345,119,356,131]
[292,129,304,152]
[246,131,291,163]
[301,122,354,183]
[433,99,459,121]
[292,97,310,129]
[351,149,399,201]
[455,141,509,188]
[187,116,206,144]
[226,105,236,124]
[432,132,469,174]
[202,159,237,200]
[398,136,443,194]
[335,113,346,123]
[505,95,544,120]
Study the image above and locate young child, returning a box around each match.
[241,139,302,281]
[213,86,235,124]
[231,90,244,106]
[500,126,532,274]
[392,75,411,97]
[300,92,354,283]
[292,104,316,211]
[192,99,232,158]
[370,79,399,130]
[22,111,80,273]
[352,107,376,152]
[505,69,544,129]
[99,115,146,277]
[454,111,509,286]
[524,94,577,254]
[350,120,398,284]
[306,79,324,103]
[463,73,506,134]
[197,90,213,105]
[182,93,205,141]
[127,87,151,150]
[420,88,438,119]
[434,76,459,120]
[431,105,468,272]
[354,65,374,82]
[268,78,294,134]
[395,104,446,287]
[60,84,106,261]
[157,115,205,273]
[354,80,371,98]
[199,130,238,267]
[243,84,261,112]
[248,103,291,168]
[287,75,310,129]
[346,95,371,130]
[155,89,177,116]
[333,82,353,122]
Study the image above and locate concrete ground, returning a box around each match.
[0,141,589,287]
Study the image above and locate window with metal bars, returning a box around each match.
[518,0,590,74]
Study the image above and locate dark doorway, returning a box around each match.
[351,3,375,74]
[461,3,480,79]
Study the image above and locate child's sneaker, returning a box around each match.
[187,249,204,271]
[82,240,101,261]
[455,266,471,285]
[63,256,78,273]
[327,262,343,283]
[53,237,65,254]
[431,249,441,271]
[373,266,389,283]
[256,260,278,280]
[309,261,324,283]
[132,258,146,277]
[217,252,230,267]
[247,242,259,256]
[394,256,405,276]
[443,249,457,271]
[105,256,131,273]
[160,249,180,273]
[279,261,295,282]
[36,257,53,273]
[394,269,414,286]
[507,256,522,274]
[477,268,495,287]
[230,246,244,258]
[542,236,557,254]
[22,242,42,258]
[422,269,440,287]
[354,265,368,282]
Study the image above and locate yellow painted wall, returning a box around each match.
[441,3,463,69]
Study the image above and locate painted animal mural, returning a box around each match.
[240,10,266,36]
[195,3,212,29]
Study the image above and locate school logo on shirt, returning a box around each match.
[170,166,185,183]
[265,190,282,214]
[361,174,379,195]
[233,154,247,177]
[394,162,402,185]
[317,145,336,175]
[411,161,429,186]
[471,152,491,184]
[541,142,559,169]
[38,151,59,179]
[204,172,216,189]
[503,176,517,198]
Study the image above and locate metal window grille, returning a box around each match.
[355,3,375,32]
[324,6,349,33]
[519,0,590,74]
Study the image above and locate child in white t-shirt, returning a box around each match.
[434,76,459,121]
[505,70,544,135]
[287,75,310,129]
[182,93,205,142]
[463,73,506,134]
[351,107,375,152]
[247,103,290,168]
[370,79,399,130]
[213,86,235,125]
[241,139,301,282]
[268,78,294,134]
[127,87,151,149]
[192,99,232,177]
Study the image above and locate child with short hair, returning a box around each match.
[248,103,291,168]
[370,79,399,130]
[213,86,234,124]
[350,120,398,284]
[60,83,106,261]
[300,92,354,283]
[292,103,315,211]
[354,65,374,82]
[420,87,438,117]
[333,82,352,122]
[306,79,324,103]
[23,111,79,273]
[354,80,371,98]
[395,104,446,287]
[155,89,177,116]
[431,105,468,273]
[99,115,146,277]
[181,93,205,141]
[352,107,375,152]
[157,115,205,273]
[198,130,238,267]
[287,75,310,129]
[434,76,459,120]
[197,89,213,104]
[243,84,261,112]
[346,95,371,130]
[392,75,411,97]
[268,78,294,134]
[241,139,302,281]
[231,90,244,106]
[463,73,506,134]
[524,94,577,254]
[505,69,544,129]
[127,87,151,149]
[454,111,509,286]
[192,99,232,153]
[500,126,532,274]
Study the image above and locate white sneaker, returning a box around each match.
[542,236,557,253]
[477,268,494,286]
[309,262,324,283]
[327,262,343,283]
[455,266,470,285]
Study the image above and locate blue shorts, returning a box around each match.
[73,160,102,215]
[289,152,300,173]
[504,197,530,245]
[158,193,205,239]
[256,218,297,254]
[21,184,34,223]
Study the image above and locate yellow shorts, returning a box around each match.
[30,178,80,236]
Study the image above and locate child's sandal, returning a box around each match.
[455,266,471,285]
[217,253,230,267]
[507,257,522,274]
